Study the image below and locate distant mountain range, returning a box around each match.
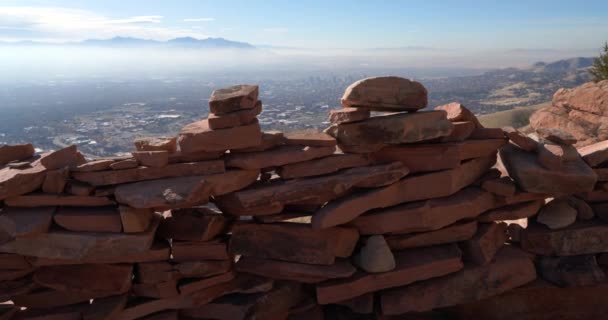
[1,37,256,49]
[530,57,594,73]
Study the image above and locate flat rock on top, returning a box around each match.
[0,144,35,166]
[578,140,608,167]
[536,128,577,145]
[209,85,259,114]
[341,76,428,111]
[435,102,483,128]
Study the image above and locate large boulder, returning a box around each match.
[530,81,608,147]
[341,76,428,111]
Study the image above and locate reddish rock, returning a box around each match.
[537,255,606,287]
[284,130,337,147]
[440,121,476,142]
[372,143,460,173]
[72,159,115,172]
[39,145,83,170]
[174,260,232,278]
[335,293,375,314]
[449,280,608,320]
[537,143,579,170]
[578,140,608,167]
[0,162,47,201]
[565,196,595,220]
[84,294,128,320]
[119,206,154,233]
[34,263,133,295]
[495,190,549,206]
[502,126,538,152]
[136,261,180,284]
[209,84,259,114]
[315,156,495,230]
[254,211,312,224]
[168,150,224,163]
[481,200,543,222]
[457,139,507,160]
[231,131,286,153]
[230,223,358,265]
[469,128,505,140]
[208,100,262,130]
[54,206,122,233]
[5,194,114,207]
[341,76,428,111]
[0,253,31,269]
[158,208,229,241]
[110,159,139,170]
[461,222,507,265]
[236,256,356,283]
[221,163,407,211]
[435,102,483,128]
[178,271,236,295]
[132,151,169,168]
[580,189,608,202]
[12,289,98,309]
[326,111,453,152]
[380,247,536,314]
[278,153,371,179]
[0,143,35,166]
[178,119,262,153]
[72,160,225,186]
[171,240,229,262]
[481,176,516,197]
[113,295,191,320]
[316,244,463,304]
[329,107,370,124]
[134,137,177,153]
[500,144,597,195]
[12,301,89,317]
[227,145,335,169]
[0,268,34,281]
[386,221,477,250]
[1,215,159,260]
[216,200,284,217]
[65,180,94,196]
[530,81,608,147]
[0,206,55,242]
[521,220,608,255]
[537,127,577,145]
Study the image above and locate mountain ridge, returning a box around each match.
[1,36,256,49]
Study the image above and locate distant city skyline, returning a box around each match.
[0,0,607,51]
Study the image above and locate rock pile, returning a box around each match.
[0,77,607,319]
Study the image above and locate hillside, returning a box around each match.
[477,102,549,129]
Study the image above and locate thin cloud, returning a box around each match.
[183,18,215,22]
[0,6,209,42]
[263,27,289,34]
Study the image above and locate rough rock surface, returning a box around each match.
[341,76,428,111]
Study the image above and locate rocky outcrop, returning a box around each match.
[530,80,608,147]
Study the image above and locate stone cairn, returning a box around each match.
[1,77,608,319]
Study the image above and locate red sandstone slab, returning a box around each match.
[168,150,224,163]
[372,143,461,173]
[178,271,236,295]
[65,180,94,196]
[0,215,160,260]
[0,162,47,201]
[326,111,453,152]
[478,200,544,222]
[500,144,597,195]
[313,156,495,230]
[39,145,83,170]
[496,190,549,206]
[132,151,169,168]
[537,255,606,287]
[133,281,179,299]
[328,107,370,124]
[12,288,109,309]
[41,168,69,194]
[521,220,608,255]
[114,295,192,320]
[54,206,122,233]
[351,187,495,235]
[178,119,262,153]
[0,206,55,241]
[461,222,507,265]
[226,145,335,169]
[440,121,475,142]
[72,160,225,186]
[578,140,608,167]
[0,268,34,281]
[171,240,229,262]
[119,206,154,233]
[236,256,356,283]
[5,194,114,207]
[481,176,516,196]
[134,137,177,153]
[380,246,536,314]
[221,163,407,211]
[457,139,506,160]
[231,131,286,153]
[84,294,128,320]
[386,221,478,250]
[0,143,35,166]
[435,102,482,128]
[0,253,31,269]
[316,244,463,304]
[158,208,229,241]
[33,263,133,295]
[209,85,259,115]
[208,100,261,129]
[284,131,337,147]
[469,128,505,140]
[230,223,359,265]
[136,261,180,284]
[277,153,371,179]
[174,260,232,278]
[448,281,608,320]
[110,159,139,170]
[502,126,538,152]
[12,302,89,319]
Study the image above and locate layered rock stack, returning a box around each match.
[0,77,608,319]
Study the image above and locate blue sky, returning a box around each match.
[1,0,607,50]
